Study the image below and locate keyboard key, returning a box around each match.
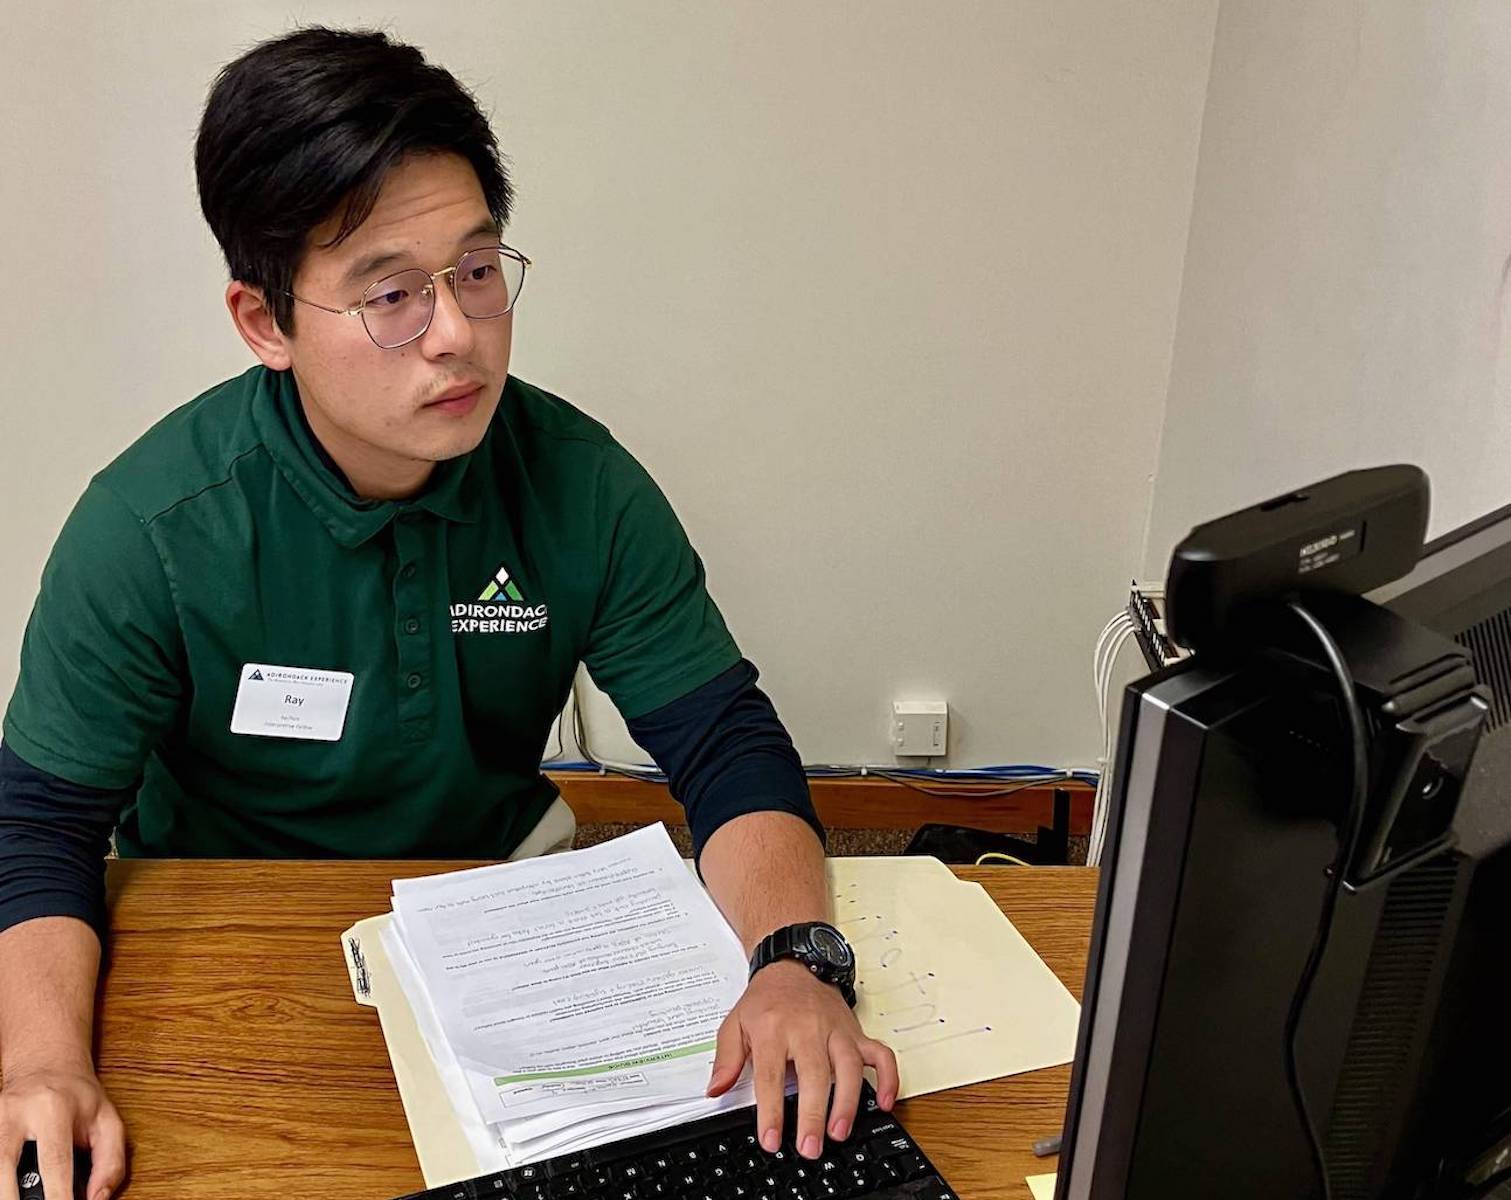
[870,1134,912,1159]
[898,1151,929,1180]
[914,1178,959,1200]
[548,1173,582,1197]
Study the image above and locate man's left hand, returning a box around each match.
[706,960,899,1160]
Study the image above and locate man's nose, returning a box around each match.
[420,272,474,356]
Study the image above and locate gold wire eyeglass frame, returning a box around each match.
[280,244,532,349]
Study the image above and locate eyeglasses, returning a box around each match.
[282,244,531,349]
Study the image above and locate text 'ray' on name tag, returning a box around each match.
[230,663,355,741]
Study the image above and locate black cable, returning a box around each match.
[570,694,604,771]
[870,770,1076,799]
[549,699,565,760]
[1282,599,1373,1200]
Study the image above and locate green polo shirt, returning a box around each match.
[2,365,741,858]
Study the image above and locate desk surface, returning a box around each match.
[95,860,1098,1200]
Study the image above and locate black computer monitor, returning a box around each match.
[1375,500,1511,742]
[1054,500,1511,1200]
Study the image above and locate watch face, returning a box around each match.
[809,924,853,967]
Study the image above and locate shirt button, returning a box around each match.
[404,618,421,634]
[406,672,423,690]
[401,562,418,580]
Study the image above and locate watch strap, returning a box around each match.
[768,923,796,966]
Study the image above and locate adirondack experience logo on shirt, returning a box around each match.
[450,562,550,635]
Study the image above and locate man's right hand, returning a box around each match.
[0,914,123,1200]
[0,1065,124,1200]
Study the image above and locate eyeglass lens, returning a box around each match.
[361,248,526,348]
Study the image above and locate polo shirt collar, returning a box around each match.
[253,366,482,548]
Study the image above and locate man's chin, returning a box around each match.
[421,428,489,463]
[412,409,494,463]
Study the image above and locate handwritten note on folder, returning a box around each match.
[341,834,1081,1187]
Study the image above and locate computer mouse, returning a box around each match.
[15,1141,92,1199]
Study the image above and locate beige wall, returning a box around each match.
[3,3,1217,770]
[1142,0,1511,578]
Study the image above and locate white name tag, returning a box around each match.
[230,663,354,741]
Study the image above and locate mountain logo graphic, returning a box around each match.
[248,669,264,681]
[478,564,524,603]
[451,561,547,635]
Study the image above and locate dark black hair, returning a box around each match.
[195,25,513,333]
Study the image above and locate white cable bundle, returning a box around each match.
[1089,610,1139,865]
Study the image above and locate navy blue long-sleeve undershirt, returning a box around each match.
[0,657,821,943]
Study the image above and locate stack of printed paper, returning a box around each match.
[344,828,1085,1185]
[383,824,758,1169]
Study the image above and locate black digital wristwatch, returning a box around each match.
[748,921,858,1007]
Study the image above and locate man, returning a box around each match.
[0,27,897,1200]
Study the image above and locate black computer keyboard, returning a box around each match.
[395,1083,958,1200]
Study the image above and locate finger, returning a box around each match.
[0,1133,22,1200]
[826,1036,865,1142]
[707,1013,747,1097]
[37,1122,75,1200]
[862,1038,901,1108]
[792,1043,832,1160]
[86,1104,127,1200]
[752,1042,788,1154]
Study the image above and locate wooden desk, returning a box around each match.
[96,861,1098,1199]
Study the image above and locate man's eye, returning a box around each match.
[467,265,496,282]
[369,289,409,308]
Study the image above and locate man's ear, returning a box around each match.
[226,281,293,370]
